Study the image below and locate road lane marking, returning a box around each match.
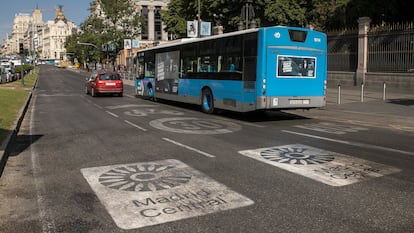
[150,117,241,134]
[162,138,215,158]
[105,111,119,118]
[124,120,147,132]
[94,103,103,109]
[81,159,253,229]
[239,144,401,186]
[106,104,159,109]
[294,122,369,135]
[124,109,185,117]
[282,130,414,156]
[29,95,58,232]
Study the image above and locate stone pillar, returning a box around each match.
[161,22,168,41]
[136,5,143,40]
[148,5,155,41]
[161,6,168,41]
[356,17,371,85]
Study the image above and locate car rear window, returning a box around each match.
[99,73,121,80]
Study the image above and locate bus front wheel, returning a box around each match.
[201,88,214,114]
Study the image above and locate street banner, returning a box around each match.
[132,39,140,48]
[124,39,132,49]
[200,22,211,36]
[187,21,198,38]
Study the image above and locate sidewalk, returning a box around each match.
[326,84,413,105]
[295,84,414,133]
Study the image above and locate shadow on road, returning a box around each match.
[387,98,414,106]
[8,134,43,157]
[0,134,42,177]
[148,98,310,122]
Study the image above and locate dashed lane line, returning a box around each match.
[124,120,147,132]
[162,137,216,158]
[105,111,119,118]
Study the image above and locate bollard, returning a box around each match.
[360,82,364,102]
[337,83,341,104]
[383,82,387,102]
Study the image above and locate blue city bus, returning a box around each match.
[134,26,327,113]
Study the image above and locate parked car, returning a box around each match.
[0,66,7,83]
[85,71,123,97]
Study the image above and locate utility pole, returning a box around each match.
[19,42,24,86]
[197,0,201,38]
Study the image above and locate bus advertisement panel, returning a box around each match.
[135,26,327,113]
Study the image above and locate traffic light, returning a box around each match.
[19,43,24,55]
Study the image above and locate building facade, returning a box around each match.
[9,13,31,54]
[135,0,169,43]
[90,0,170,66]
[2,6,78,61]
[40,6,78,60]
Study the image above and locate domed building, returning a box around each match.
[40,5,79,61]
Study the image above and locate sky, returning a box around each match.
[0,0,92,43]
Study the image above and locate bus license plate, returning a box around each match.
[289,99,310,105]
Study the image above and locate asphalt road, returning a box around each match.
[1,65,413,233]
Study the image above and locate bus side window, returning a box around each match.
[223,56,241,72]
[217,56,222,72]
[145,62,155,77]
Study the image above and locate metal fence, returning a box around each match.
[327,29,358,71]
[327,22,414,73]
[368,22,414,72]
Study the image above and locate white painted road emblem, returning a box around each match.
[239,144,400,186]
[149,117,242,134]
[294,122,369,135]
[81,159,254,229]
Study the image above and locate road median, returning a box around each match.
[0,68,38,177]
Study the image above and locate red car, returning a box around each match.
[85,71,123,97]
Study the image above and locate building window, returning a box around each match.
[154,6,162,41]
[141,6,148,40]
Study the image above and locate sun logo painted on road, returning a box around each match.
[260,147,335,165]
[98,164,191,192]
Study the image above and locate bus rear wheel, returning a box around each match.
[201,88,214,114]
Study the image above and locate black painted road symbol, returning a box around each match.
[260,146,335,165]
[99,164,191,192]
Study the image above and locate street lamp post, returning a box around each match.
[77,41,98,49]
[77,41,98,70]
[197,0,201,38]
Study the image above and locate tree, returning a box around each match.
[262,0,307,27]
[305,0,351,30]
[162,0,308,38]
[66,0,144,64]
[160,0,188,38]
